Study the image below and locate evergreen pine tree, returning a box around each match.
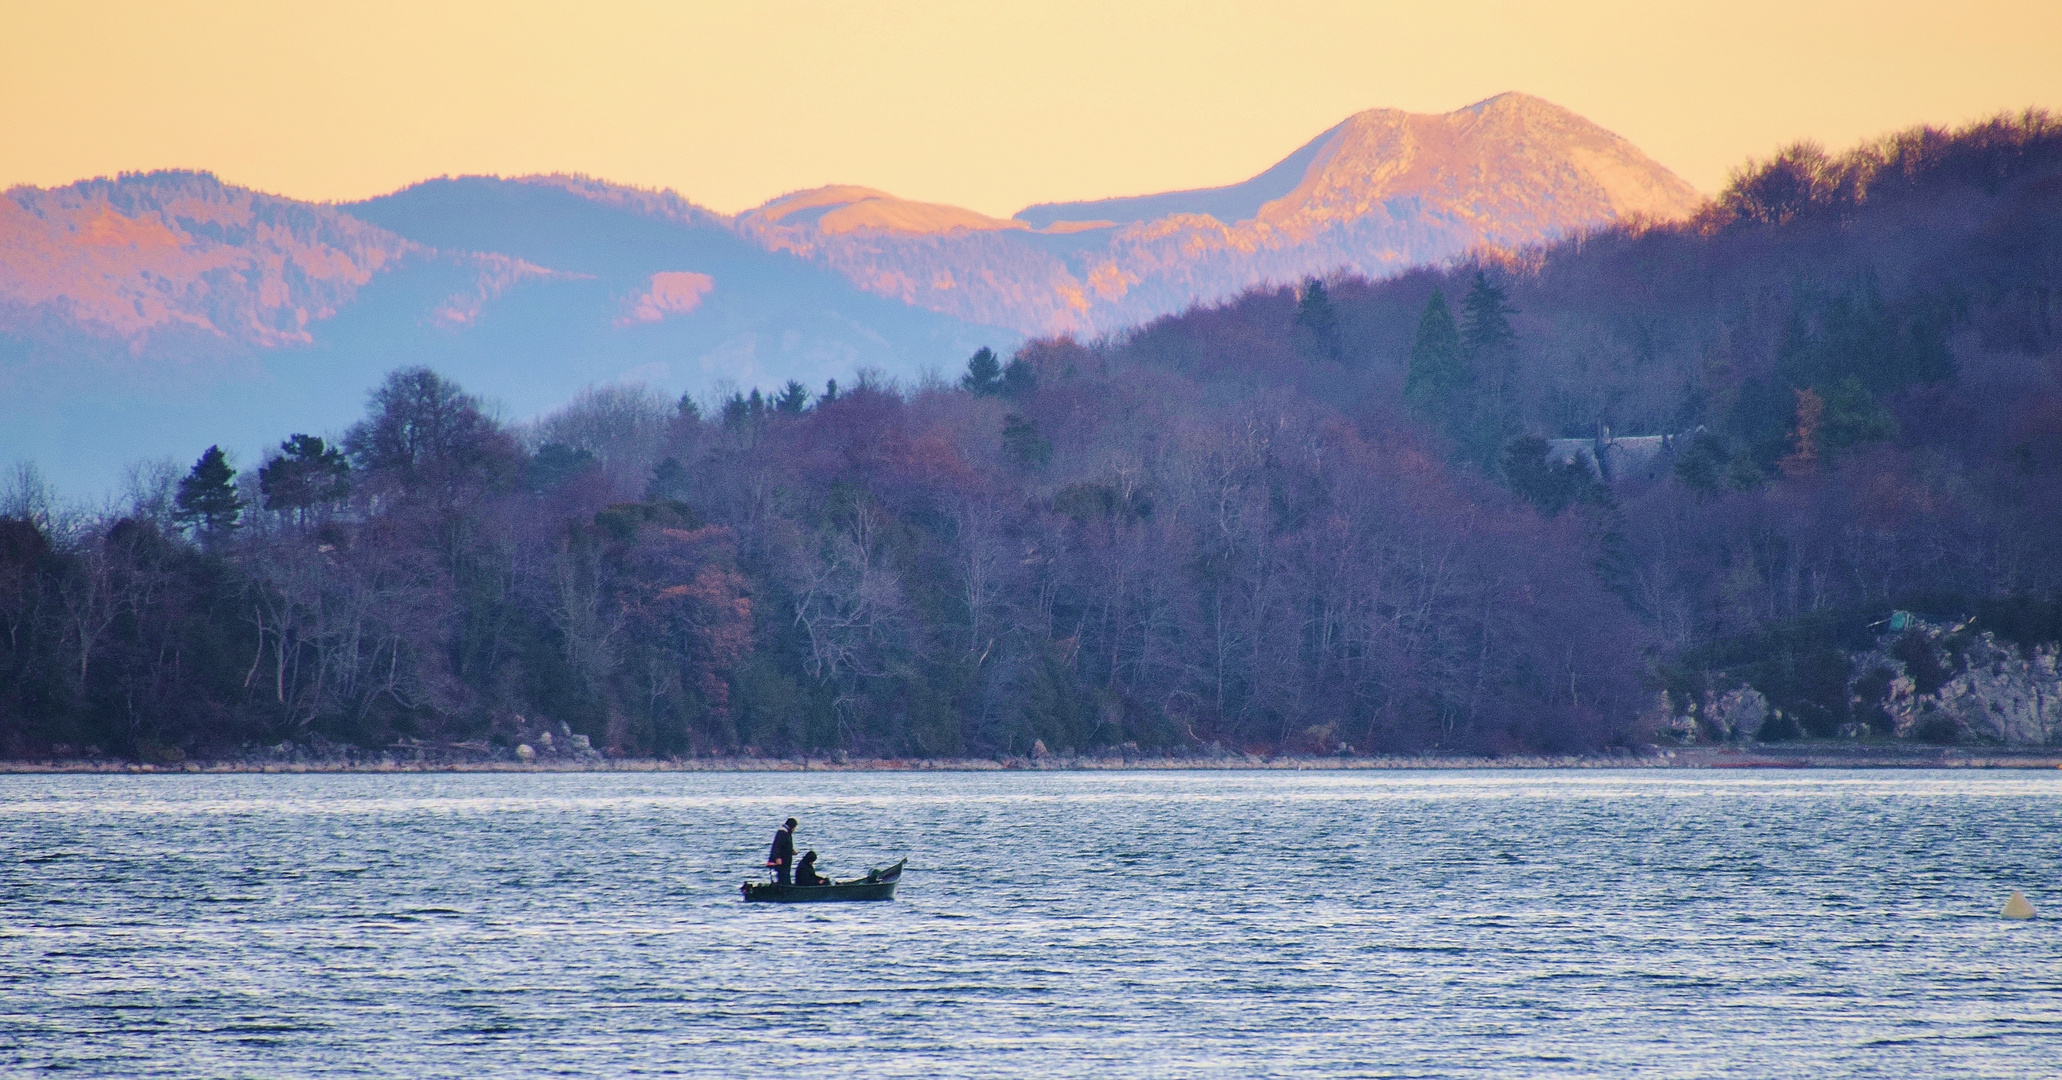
[174,446,244,534]
[773,380,811,415]
[821,379,840,404]
[1460,271,1516,356]
[528,443,597,492]
[1294,277,1341,361]
[1001,414,1051,467]
[676,391,702,424]
[1404,289,1469,413]
[1672,432,1732,494]
[258,434,350,522]
[1456,272,1520,469]
[646,456,688,501]
[1817,376,1897,453]
[961,347,1003,395]
[1501,436,1610,516]
[1000,355,1038,398]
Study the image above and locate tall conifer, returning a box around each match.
[1295,277,1341,362]
[961,347,1003,395]
[773,380,811,415]
[1461,271,1516,356]
[1000,356,1038,398]
[258,434,350,522]
[174,446,243,534]
[1456,272,1521,468]
[1404,289,1468,412]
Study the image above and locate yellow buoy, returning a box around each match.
[2003,889,2037,920]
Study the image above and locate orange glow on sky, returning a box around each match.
[4,1,2058,215]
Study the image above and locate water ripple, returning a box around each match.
[1,769,2057,1077]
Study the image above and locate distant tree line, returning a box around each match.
[3,109,2061,759]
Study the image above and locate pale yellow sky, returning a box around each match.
[4,1,2058,217]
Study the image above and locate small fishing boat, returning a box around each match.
[741,859,905,903]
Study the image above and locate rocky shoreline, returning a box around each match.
[4,744,2059,774]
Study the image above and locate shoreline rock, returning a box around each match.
[3,745,2058,774]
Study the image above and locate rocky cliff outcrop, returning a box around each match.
[1653,619,2062,747]
[1652,685,1774,742]
[1851,621,2062,745]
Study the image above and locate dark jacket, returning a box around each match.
[768,827,795,868]
[796,853,827,886]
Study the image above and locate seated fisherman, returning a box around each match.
[795,850,829,886]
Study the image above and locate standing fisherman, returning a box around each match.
[766,817,798,886]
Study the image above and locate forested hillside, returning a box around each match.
[4,110,2059,762]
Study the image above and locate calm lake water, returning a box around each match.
[2,769,2058,1078]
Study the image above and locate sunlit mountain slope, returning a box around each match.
[741,93,1703,334]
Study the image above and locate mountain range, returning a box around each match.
[0,92,1701,495]
[738,92,1701,335]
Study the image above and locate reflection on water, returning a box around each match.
[2,770,2057,1078]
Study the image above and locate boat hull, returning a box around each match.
[741,880,897,903]
[741,859,904,904]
